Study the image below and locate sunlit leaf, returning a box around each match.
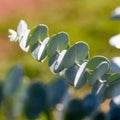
[17,20,29,41]
[87,56,109,70]
[54,50,67,73]
[19,29,30,52]
[37,37,49,61]
[28,24,48,45]
[8,29,17,42]
[74,62,87,89]
[31,37,49,62]
[55,42,89,72]
[88,61,109,86]
[47,32,69,57]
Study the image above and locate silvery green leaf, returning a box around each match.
[88,61,109,86]
[8,29,18,42]
[19,29,30,52]
[31,43,41,61]
[3,64,23,98]
[28,24,48,45]
[31,38,49,62]
[48,53,59,74]
[46,77,67,108]
[17,20,29,41]
[54,50,67,72]
[74,62,87,89]
[74,42,89,64]
[96,61,110,77]
[65,65,79,85]
[87,56,109,70]
[37,37,49,62]
[47,32,69,57]
[48,50,67,74]
[56,42,89,72]
[111,7,120,20]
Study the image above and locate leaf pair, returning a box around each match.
[54,42,89,73]
[65,62,87,89]
[8,20,30,52]
[87,56,110,86]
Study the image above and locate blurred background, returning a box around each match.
[0,0,120,82]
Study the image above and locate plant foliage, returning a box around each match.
[5,20,120,119]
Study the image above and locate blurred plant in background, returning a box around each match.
[1,1,120,119]
[109,6,120,73]
[0,19,119,120]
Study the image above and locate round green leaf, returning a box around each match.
[47,32,69,57]
[87,56,109,70]
[88,61,109,86]
[65,65,79,85]
[28,24,48,45]
[31,37,49,62]
[55,42,89,72]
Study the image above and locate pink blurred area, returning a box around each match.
[0,0,64,67]
[0,0,36,21]
[0,0,63,22]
